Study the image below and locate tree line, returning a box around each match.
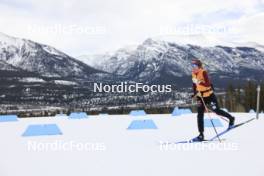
[217,81,264,112]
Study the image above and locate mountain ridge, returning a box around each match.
[0,32,102,79]
[78,38,264,86]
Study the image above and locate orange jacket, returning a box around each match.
[192,68,213,97]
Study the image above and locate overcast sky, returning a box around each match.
[0,0,264,56]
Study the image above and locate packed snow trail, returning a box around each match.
[0,113,263,176]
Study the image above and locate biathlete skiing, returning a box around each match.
[191,59,235,141]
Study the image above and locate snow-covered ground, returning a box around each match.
[0,113,263,176]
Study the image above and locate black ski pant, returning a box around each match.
[197,93,234,134]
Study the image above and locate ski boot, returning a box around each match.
[191,133,204,142]
[228,117,235,129]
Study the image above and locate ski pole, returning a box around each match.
[198,92,221,142]
[256,85,261,120]
[192,94,229,123]
[202,106,229,122]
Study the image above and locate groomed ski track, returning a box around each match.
[0,113,263,176]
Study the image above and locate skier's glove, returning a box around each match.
[192,92,202,98]
[196,92,202,97]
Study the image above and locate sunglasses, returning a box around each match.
[192,64,199,68]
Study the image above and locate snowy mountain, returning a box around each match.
[232,41,264,52]
[0,32,100,79]
[0,59,19,71]
[0,32,114,106]
[156,34,235,47]
[77,45,137,73]
[82,38,264,86]
[77,53,112,69]
[1,32,263,106]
